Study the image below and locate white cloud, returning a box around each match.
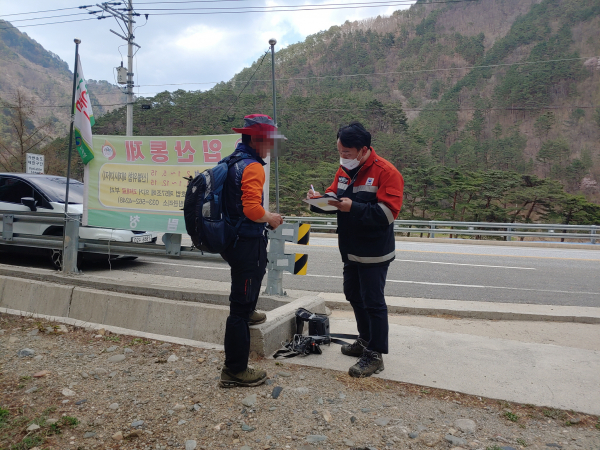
[175,24,228,52]
[0,0,412,98]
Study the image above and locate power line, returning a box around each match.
[0,0,480,28]
[0,7,85,18]
[0,17,100,30]
[136,0,421,11]
[223,49,270,116]
[144,4,413,14]
[132,56,598,89]
[6,13,93,24]
[5,101,595,114]
[137,0,470,4]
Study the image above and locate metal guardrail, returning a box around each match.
[0,210,596,277]
[283,217,598,244]
[0,211,306,287]
[0,211,207,274]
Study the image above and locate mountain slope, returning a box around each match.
[88,0,600,223]
[0,20,126,137]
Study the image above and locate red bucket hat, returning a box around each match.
[232,114,281,137]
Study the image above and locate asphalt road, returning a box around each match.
[1,237,599,307]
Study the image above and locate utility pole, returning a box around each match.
[87,1,140,136]
[269,38,279,214]
[126,0,134,136]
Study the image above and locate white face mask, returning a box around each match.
[340,151,362,170]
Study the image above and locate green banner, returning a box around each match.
[85,134,240,233]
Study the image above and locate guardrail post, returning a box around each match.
[265,223,300,296]
[506,226,513,241]
[62,214,80,274]
[430,222,436,239]
[592,225,597,245]
[162,233,182,257]
[2,214,14,241]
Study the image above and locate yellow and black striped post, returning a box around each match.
[293,253,308,275]
[297,223,310,245]
[266,222,310,293]
[293,223,310,275]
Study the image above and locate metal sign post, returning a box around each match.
[264,222,310,295]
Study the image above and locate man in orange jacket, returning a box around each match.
[308,122,403,377]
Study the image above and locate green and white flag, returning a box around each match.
[73,55,95,164]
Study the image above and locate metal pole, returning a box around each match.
[126,0,134,136]
[63,38,81,274]
[269,38,279,214]
[65,39,80,216]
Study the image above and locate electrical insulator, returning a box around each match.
[116,62,127,84]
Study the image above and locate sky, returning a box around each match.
[0,0,413,102]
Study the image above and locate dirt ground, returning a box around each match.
[1,313,599,450]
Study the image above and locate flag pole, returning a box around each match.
[65,38,81,216]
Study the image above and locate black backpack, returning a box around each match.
[183,152,249,253]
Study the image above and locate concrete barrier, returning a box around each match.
[0,275,73,317]
[0,265,288,311]
[69,287,230,343]
[0,273,324,356]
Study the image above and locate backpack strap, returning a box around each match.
[329,333,359,346]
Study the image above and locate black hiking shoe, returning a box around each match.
[249,310,267,325]
[348,349,384,378]
[219,365,267,388]
[341,337,368,357]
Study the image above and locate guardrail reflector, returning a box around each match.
[294,253,308,275]
[297,223,310,245]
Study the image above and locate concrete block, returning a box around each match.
[187,304,228,343]
[145,298,228,342]
[250,295,326,357]
[69,288,110,324]
[70,287,230,344]
[0,276,72,317]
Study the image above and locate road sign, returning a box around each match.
[26,153,44,174]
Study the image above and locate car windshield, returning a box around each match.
[32,177,84,204]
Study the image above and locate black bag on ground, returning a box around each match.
[273,308,358,358]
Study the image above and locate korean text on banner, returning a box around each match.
[85,134,243,234]
[74,55,95,164]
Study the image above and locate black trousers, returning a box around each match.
[342,261,390,354]
[220,234,267,373]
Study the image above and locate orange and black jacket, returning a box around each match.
[312,147,404,265]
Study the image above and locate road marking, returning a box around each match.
[287,273,600,296]
[139,260,597,295]
[288,242,600,262]
[393,259,535,270]
[396,249,600,262]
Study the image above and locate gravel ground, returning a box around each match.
[1,313,599,450]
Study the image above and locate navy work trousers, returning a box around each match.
[220,234,267,373]
[342,262,390,354]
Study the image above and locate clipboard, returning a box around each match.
[303,192,340,211]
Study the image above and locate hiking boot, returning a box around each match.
[341,337,368,357]
[348,349,384,378]
[219,365,267,388]
[249,310,267,325]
